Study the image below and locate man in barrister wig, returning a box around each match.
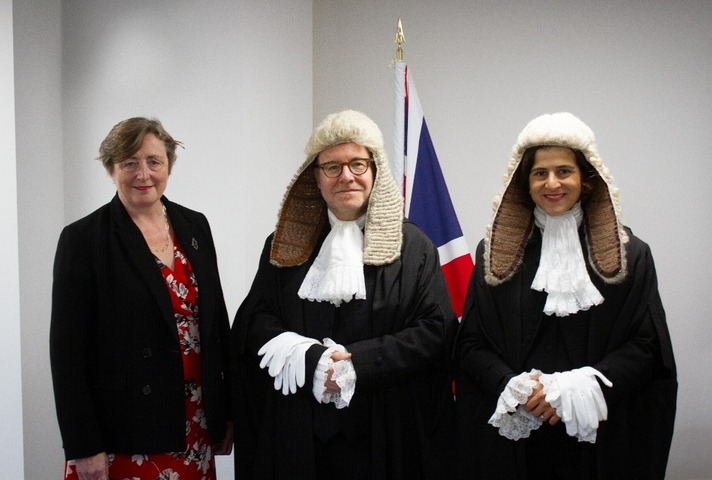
[232,110,458,480]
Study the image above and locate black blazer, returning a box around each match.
[50,195,230,460]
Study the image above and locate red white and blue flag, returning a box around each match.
[393,62,473,318]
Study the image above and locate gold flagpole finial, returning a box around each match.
[395,17,405,61]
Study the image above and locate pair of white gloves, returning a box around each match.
[258,332,319,395]
[258,332,356,408]
[489,367,612,443]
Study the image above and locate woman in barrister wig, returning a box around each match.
[457,112,677,479]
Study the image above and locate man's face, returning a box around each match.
[314,142,374,221]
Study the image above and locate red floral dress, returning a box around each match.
[64,239,216,480]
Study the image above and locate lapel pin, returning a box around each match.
[191,238,199,250]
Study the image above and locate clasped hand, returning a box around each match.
[524,373,560,425]
[324,350,352,394]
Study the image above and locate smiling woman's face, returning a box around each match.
[528,146,582,216]
[111,133,169,213]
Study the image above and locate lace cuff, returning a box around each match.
[329,359,356,409]
[312,346,339,402]
[311,338,356,408]
[488,370,543,440]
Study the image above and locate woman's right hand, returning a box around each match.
[525,374,560,425]
[74,452,109,480]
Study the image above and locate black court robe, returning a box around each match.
[232,220,458,480]
[457,227,677,479]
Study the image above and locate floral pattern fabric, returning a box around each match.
[63,239,216,480]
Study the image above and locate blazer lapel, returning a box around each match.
[165,199,216,341]
[111,195,180,343]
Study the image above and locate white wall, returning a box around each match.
[59,0,313,317]
[14,1,312,478]
[1,0,25,477]
[313,1,712,479]
[14,3,64,480]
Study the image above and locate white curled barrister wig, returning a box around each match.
[270,110,404,267]
[484,112,629,287]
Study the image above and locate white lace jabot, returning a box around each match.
[531,203,604,316]
[298,210,366,307]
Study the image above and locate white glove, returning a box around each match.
[540,366,612,443]
[258,332,302,375]
[258,332,320,395]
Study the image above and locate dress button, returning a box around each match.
[142,385,152,395]
[142,348,152,358]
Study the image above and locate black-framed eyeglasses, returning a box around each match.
[314,158,373,178]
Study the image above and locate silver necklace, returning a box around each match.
[151,203,170,253]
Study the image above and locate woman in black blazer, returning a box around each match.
[50,117,232,480]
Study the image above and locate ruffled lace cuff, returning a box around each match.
[488,370,543,440]
[312,346,339,402]
[328,359,356,409]
[311,338,356,408]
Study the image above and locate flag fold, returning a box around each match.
[393,62,474,317]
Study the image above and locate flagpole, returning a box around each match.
[393,18,407,203]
